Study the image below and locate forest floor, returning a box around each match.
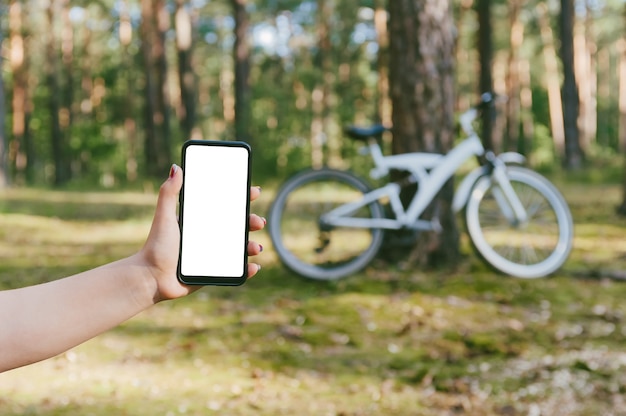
[2,175,626,415]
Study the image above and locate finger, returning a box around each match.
[250,186,261,202]
[249,214,266,232]
[247,263,262,278]
[247,240,263,256]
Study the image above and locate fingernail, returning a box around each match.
[259,244,264,252]
[169,164,178,179]
[255,186,262,192]
[262,217,267,226]
[257,264,262,272]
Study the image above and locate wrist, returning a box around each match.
[135,247,193,303]
[125,253,162,307]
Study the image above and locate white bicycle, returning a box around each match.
[268,94,573,280]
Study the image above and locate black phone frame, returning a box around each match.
[177,140,252,286]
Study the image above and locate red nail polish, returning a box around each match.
[169,164,178,178]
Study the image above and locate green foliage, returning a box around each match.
[2,0,626,190]
[530,123,557,170]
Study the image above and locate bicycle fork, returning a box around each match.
[485,154,528,226]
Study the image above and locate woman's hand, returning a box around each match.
[140,164,266,302]
[0,163,267,372]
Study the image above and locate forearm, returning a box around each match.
[0,254,157,372]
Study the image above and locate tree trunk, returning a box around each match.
[505,0,523,153]
[219,60,235,134]
[140,0,171,178]
[476,0,496,152]
[374,0,391,127]
[309,0,333,169]
[455,0,476,111]
[76,7,94,178]
[0,25,7,188]
[387,0,459,268]
[140,0,158,175]
[175,0,197,141]
[537,2,566,159]
[120,0,139,182]
[519,58,534,156]
[619,149,626,216]
[560,0,584,169]
[616,4,626,216]
[619,38,626,153]
[60,0,75,177]
[596,47,610,148]
[8,0,30,186]
[574,5,596,152]
[232,0,252,145]
[46,2,69,186]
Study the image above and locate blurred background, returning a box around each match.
[2,0,626,189]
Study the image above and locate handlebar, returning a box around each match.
[459,92,503,135]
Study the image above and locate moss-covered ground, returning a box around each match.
[2,177,626,415]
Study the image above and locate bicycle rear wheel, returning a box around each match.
[268,169,385,280]
[465,166,573,278]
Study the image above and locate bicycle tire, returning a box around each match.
[465,166,573,278]
[268,169,385,280]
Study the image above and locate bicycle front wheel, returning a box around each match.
[268,169,385,280]
[465,166,573,278]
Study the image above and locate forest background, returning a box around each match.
[5,1,626,415]
[2,0,626,190]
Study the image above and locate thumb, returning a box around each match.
[154,164,183,224]
[142,164,191,302]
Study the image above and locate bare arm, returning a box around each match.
[0,255,159,372]
[0,165,265,372]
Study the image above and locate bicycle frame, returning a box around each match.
[320,108,530,232]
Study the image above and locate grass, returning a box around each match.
[2,177,626,415]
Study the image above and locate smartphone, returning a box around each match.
[177,140,251,286]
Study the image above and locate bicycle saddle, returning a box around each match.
[344,124,388,142]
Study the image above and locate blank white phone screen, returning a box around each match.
[180,144,249,278]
